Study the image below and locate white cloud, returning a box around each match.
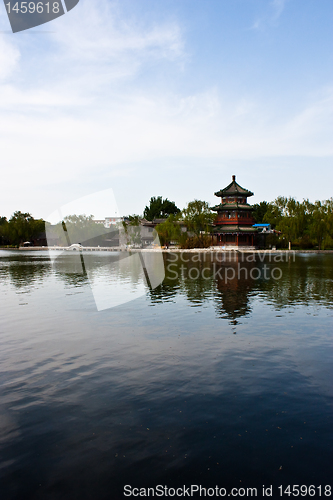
[0,36,20,81]
[249,19,261,31]
[1,85,332,187]
[0,0,332,218]
[271,0,287,21]
[249,0,287,30]
[282,88,333,153]
[51,0,184,75]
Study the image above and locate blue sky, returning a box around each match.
[1,0,332,219]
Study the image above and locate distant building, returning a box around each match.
[140,219,163,246]
[212,175,257,248]
[93,217,123,228]
[252,223,272,233]
[140,218,187,247]
[104,217,123,228]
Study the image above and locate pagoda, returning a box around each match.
[212,175,257,248]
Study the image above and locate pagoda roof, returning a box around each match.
[211,202,253,212]
[215,175,254,198]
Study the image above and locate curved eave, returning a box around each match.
[214,181,254,198]
[215,191,254,198]
[212,203,253,211]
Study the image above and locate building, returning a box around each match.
[140,219,163,246]
[212,175,257,248]
[104,217,123,228]
[93,217,123,228]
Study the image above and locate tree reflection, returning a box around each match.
[157,252,333,323]
[2,252,333,316]
[257,254,333,309]
[1,254,51,289]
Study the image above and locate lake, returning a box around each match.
[0,250,332,499]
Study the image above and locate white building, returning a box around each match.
[93,217,124,228]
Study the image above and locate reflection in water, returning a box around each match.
[155,252,333,323]
[1,250,332,317]
[0,252,52,290]
[259,254,333,309]
[0,250,332,499]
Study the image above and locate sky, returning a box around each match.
[1,0,332,220]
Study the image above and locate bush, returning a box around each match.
[298,234,314,249]
[179,234,212,249]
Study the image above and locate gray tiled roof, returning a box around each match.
[211,202,253,211]
[215,178,254,198]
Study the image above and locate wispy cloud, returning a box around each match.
[249,19,261,31]
[51,0,184,78]
[271,0,287,21]
[0,0,332,217]
[0,36,20,81]
[249,0,287,30]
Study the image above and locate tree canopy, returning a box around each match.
[1,193,332,249]
[122,215,141,246]
[0,212,45,246]
[143,197,180,221]
[182,200,215,247]
[182,200,215,236]
[260,197,333,249]
[252,201,270,223]
[155,214,182,247]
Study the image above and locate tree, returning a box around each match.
[324,198,333,248]
[274,197,312,249]
[263,202,283,229]
[6,211,45,246]
[58,214,104,245]
[307,200,333,250]
[143,197,180,221]
[182,200,215,246]
[261,197,331,249]
[0,217,8,246]
[155,214,182,247]
[252,201,269,223]
[122,215,142,246]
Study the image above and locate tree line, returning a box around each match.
[143,196,333,249]
[1,195,332,249]
[252,197,333,250]
[0,212,45,247]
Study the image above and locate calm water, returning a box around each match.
[0,250,332,499]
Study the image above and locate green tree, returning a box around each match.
[252,201,269,223]
[143,197,180,221]
[275,198,297,249]
[263,202,283,229]
[155,214,182,247]
[122,215,142,246]
[307,199,333,250]
[6,212,45,246]
[262,197,310,249]
[59,214,104,245]
[323,198,333,248]
[0,217,8,246]
[182,200,215,246]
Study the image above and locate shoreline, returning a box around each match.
[1,247,333,254]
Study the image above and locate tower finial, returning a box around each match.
[232,175,236,182]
